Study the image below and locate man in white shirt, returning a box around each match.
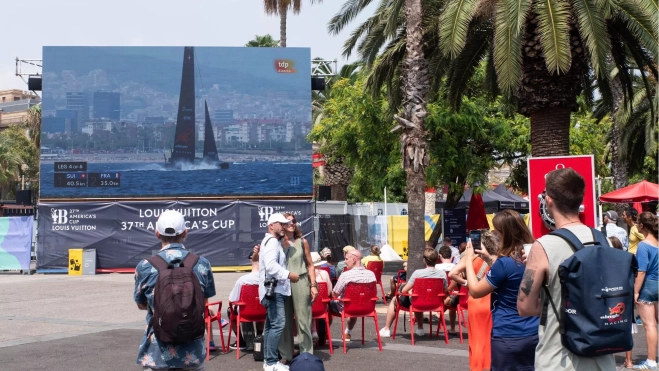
[604,211,629,250]
[259,213,299,371]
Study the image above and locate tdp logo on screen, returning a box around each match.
[274,59,297,73]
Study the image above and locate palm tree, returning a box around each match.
[0,135,23,199]
[329,0,657,157]
[245,34,280,47]
[263,0,322,47]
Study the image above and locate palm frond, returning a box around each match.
[592,0,614,17]
[439,0,479,58]
[484,47,500,97]
[328,0,377,35]
[341,11,382,59]
[572,0,611,78]
[534,0,571,74]
[614,1,659,57]
[493,1,523,92]
[264,0,279,14]
[446,21,494,109]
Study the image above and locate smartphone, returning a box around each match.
[470,230,482,252]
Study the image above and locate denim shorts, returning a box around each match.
[639,279,658,304]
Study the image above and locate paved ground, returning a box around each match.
[0,271,650,370]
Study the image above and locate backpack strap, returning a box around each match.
[181,252,199,268]
[148,254,169,272]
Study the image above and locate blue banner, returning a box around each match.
[0,216,33,270]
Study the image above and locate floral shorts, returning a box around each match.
[638,279,658,304]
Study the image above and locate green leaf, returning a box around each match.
[614,0,659,57]
[493,0,523,92]
[572,0,611,78]
[439,0,479,58]
[534,0,571,74]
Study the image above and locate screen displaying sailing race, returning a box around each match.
[39,46,312,198]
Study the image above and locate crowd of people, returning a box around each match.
[131,168,658,371]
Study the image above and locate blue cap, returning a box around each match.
[290,353,325,371]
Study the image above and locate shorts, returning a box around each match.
[639,279,659,304]
[396,295,411,309]
[491,334,538,371]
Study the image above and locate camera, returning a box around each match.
[264,278,278,298]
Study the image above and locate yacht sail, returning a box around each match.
[169,46,196,163]
[202,101,219,163]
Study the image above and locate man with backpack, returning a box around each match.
[517,168,634,370]
[134,210,216,371]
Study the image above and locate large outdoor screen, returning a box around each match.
[40,46,312,198]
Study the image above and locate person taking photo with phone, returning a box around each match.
[464,209,537,371]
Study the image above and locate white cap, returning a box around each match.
[267,213,291,226]
[156,210,187,236]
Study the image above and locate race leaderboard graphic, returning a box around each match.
[39,46,312,198]
[53,162,120,188]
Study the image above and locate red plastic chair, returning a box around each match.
[311,282,333,354]
[365,260,386,304]
[443,285,469,343]
[330,282,383,353]
[228,284,267,359]
[204,300,226,360]
[392,278,449,345]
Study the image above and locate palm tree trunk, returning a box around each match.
[400,0,430,276]
[609,75,628,217]
[530,107,571,156]
[279,2,287,47]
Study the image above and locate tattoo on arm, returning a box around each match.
[519,269,536,302]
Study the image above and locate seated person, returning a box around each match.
[329,250,376,341]
[378,248,446,337]
[386,261,407,301]
[318,248,336,280]
[435,245,456,272]
[336,245,356,278]
[310,252,333,343]
[225,251,263,350]
[362,244,383,267]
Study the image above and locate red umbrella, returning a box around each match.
[599,180,659,203]
[466,193,490,231]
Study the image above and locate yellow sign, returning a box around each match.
[68,249,83,275]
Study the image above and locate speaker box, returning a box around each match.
[16,190,32,205]
[311,76,326,91]
[318,185,331,201]
[28,77,42,91]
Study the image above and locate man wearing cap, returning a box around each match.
[259,213,299,371]
[336,245,356,278]
[604,210,629,250]
[133,210,216,371]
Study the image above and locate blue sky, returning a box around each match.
[2,0,377,91]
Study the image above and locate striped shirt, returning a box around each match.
[332,266,376,312]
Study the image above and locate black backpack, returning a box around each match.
[544,227,638,357]
[148,252,206,344]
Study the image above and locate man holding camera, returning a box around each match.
[259,213,300,371]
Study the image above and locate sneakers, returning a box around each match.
[220,318,229,328]
[636,316,643,325]
[208,340,217,351]
[312,331,319,343]
[633,361,658,370]
[276,361,290,370]
[344,329,351,342]
[414,328,425,337]
[379,327,391,338]
[229,342,246,350]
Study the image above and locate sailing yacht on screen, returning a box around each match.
[165,46,228,169]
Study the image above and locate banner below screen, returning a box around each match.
[37,200,313,270]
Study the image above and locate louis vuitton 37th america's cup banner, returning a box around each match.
[37,200,313,270]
